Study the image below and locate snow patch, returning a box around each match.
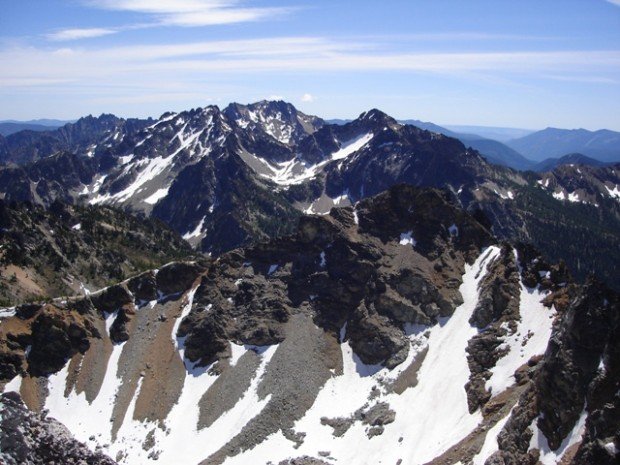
[331,133,374,161]
[552,190,567,201]
[0,308,16,319]
[182,217,206,241]
[229,342,246,367]
[605,184,620,200]
[143,187,170,205]
[486,282,555,396]
[91,156,174,205]
[472,408,514,465]
[529,408,588,465]
[44,337,126,450]
[399,231,416,246]
[2,374,22,393]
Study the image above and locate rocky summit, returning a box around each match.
[0,185,617,465]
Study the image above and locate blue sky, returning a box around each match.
[1,0,619,130]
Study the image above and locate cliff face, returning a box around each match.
[486,277,619,465]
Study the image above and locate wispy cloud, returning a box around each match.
[84,0,292,27]
[364,32,566,42]
[606,0,620,6]
[300,93,314,102]
[2,38,619,106]
[47,27,118,41]
[542,74,619,84]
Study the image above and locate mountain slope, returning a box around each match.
[532,153,608,172]
[507,127,620,163]
[0,200,195,305]
[463,137,535,170]
[0,185,617,465]
[401,119,535,170]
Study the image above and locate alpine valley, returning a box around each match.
[0,101,618,465]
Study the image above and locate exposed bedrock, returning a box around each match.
[465,243,521,413]
[0,391,118,465]
[488,277,619,464]
[179,185,494,370]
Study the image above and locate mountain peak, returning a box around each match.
[357,108,399,129]
[223,100,323,145]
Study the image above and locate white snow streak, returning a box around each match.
[143,187,170,205]
[182,217,206,241]
[472,409,513,465]
[486,273,555,396]
[605,184,620,200]
[331,133,374,160]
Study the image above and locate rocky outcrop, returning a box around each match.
[487,277,620,464]
[347,302,409,368]
[275,458,330,465]
[465,243,521,412]
[536,278,619,452]
[178,184,493,369]
[0,261,204,383]
[0,391,117,465]
[469,243,521,329]
[321,402,396,439]
[156,261,206,296]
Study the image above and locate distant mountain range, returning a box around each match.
[442,124,534,142]
[401,119,536,171]
[0,100,618,289]
[506,127,620,163]
[6,116,619,170]
[0,119,73,136]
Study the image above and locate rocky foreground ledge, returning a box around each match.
[0,390,116,465]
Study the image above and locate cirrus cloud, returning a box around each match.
[84,0,293,27]
[47,27,118,41]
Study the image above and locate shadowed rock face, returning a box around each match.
[487,277,620,465]
[0,391,117,465]
[536,278,620,451]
